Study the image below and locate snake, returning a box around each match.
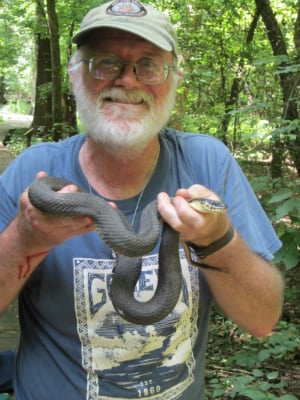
[28,176,226,325]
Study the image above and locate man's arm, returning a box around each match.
[199,231,283,337]
[157,186,284,338]
[0,175,94,313]
[0,217,50,312]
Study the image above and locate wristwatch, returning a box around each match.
[183,225,235,271]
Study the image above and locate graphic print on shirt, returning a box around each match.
[74,251,201,400]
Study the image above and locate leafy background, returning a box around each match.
[0,0,299,399]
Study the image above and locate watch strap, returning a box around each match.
[183,225,235,271]
[188,225,235,259]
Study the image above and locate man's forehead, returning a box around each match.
[83,28,156,45]
[81,28,171,56]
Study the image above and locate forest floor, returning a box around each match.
[204,160,300,399]
[205,264,300,399]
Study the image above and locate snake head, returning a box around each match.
[188,198,227,214]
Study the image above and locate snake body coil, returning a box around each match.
[28,177,160,257]
[28,176,182,325]
[110,224,182,325]
[28,176,225,325]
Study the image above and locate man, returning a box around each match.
[0,1,283,399]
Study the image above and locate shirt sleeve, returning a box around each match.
[0,144,52,232]
[181,134,282,261]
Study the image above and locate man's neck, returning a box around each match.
[79,136,160,200]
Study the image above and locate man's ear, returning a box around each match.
[68,60,76,85]
[176,67,184,88]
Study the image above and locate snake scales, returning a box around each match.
[28,176,226,325]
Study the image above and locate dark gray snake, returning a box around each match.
[28,176,225,325]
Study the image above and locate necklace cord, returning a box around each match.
[83,146,160,228]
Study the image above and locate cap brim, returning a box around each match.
[72,24,173,53]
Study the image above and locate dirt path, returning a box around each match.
[0,108,32,173]
[0,108,32,143]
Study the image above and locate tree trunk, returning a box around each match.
[0,75,7,104]
[30,0,52,145]
[220,72,242,149]
[255,0,300,177]
[219,10,259,149]
[62,20,77,134]
[46,0,64,141]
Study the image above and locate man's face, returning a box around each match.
[71,29,179,156]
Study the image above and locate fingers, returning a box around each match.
[158,192,204,232]
[158,187,231,246]
[35,172,79,194]
[177,184,221,202]
[18,173,95,250]
[36,171,48,179]
[58,183,79,194]
[158,185,221,226]
[157,194,199,229]
[19,203,94,251]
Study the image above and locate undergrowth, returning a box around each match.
[205,162,300,399]
[205,315,300,399]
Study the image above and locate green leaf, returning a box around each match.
[275,199,300,219]
[266,371,279,380]
[258,381,272,391]
[252,369,264,378]
[235,375,255,385]
[239,388,270,399]
[258,349,270,362]
[268,189,291,204]
[212,388,226,397]
[274,245,300,270]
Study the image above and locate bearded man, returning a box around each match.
[0,1,283,399]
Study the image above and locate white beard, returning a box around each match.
[73,81,177,157]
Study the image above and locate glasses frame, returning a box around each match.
[81,56,176,86]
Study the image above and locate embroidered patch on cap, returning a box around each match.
[106,0,147,17]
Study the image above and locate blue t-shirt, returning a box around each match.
[0,129,281,400]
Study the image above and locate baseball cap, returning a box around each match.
[72,0,178,56]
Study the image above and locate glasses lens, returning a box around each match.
[89,56,121,80]
[136,59,168,85]
[86,56,172,85]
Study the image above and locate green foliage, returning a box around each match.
[206,168,300,398]
[4,129,38,155]
[206,316,300,399]
[4,124,75,155]
[250,176,300,270]
[1,0,300,157]
[0,1,34,97]
[209,372,298,399]
[7,99,31,115]
[229,322,299,369]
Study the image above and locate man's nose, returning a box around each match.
[114,64,140,88]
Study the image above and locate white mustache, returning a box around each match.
[97,88,154,107]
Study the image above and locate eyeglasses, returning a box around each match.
[81,55,175,86]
